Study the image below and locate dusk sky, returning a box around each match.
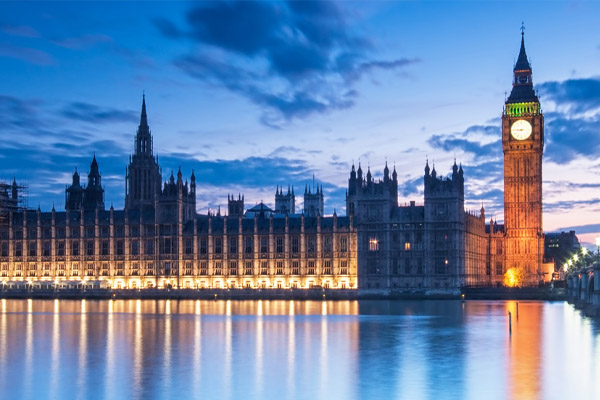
[2,1,600,245]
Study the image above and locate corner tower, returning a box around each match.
[125,95,162,210]
[502,28,544,284]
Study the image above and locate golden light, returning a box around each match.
[573,254,578,262]
[504,267,522,287]
[563,263,568,272]
[596,237,600,247]
[582,247,588,255]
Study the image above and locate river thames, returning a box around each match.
[0,299,599,400]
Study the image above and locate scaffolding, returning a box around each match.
[0,180,28,223]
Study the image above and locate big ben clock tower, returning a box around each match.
[503,29,544,285]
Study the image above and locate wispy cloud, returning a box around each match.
[61,102,138,124]
[0,24,40,38]
[0,42,54,65]
[156,0,418,126]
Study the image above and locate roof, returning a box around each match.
[514,34,531,71]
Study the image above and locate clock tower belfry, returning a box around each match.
[502,29,544,285]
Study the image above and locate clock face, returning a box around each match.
[511,119,532,140]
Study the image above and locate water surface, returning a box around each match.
[1,299,599,400]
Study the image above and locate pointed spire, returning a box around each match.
[140,93,148,128]
[514,22,531,71]
[91,153,98,170]
[425,159,430,176]
[392,165,397,181]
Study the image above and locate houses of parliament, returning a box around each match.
[0,33,547,291]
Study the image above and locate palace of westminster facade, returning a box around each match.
[0,33,546,291]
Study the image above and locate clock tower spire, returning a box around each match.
[502,27,544,285]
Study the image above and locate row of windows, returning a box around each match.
[0,260,350,276]
[0,235,350,257]
[0,224,186,240]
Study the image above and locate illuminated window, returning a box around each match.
[340,260,348,275]
[323,260,332,275]
[260,261,268,275]
[276,261,283,275]
[245,261,252,275]
[229,261,237,275]
[404,242,411,251]
[292,261,299,275]
[199,261,208,276]
[308,260,315,275]
[369,238,379,251]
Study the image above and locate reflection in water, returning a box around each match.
[0,299,598,400]
[49,299,60,399]
[77,300,87,400]
[133,300,142,398]
[507,301,541,399]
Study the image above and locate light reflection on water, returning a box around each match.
[0,299,599,400]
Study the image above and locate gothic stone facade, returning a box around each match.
[0,33,544,291]
[0,97,357,290]
[346,161,488,292]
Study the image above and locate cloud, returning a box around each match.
[543,112,600,164]
[0,43,54,65]
[50,34,112,50]
[157,0,418,126]
[0,24,40,38]
[428,124,501,159]
[61,102,138,124]
[538,78,600,114]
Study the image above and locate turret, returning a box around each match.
[357,163,363,182]
[383,162,389,182]
[83,155,104,211]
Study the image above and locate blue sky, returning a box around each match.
[2,1,600,244]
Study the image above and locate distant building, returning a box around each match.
[544,231,581,271]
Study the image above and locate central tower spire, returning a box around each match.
[135,94,153,156]
[126,94,162,210]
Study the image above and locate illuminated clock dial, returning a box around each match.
[511,119,532,140]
